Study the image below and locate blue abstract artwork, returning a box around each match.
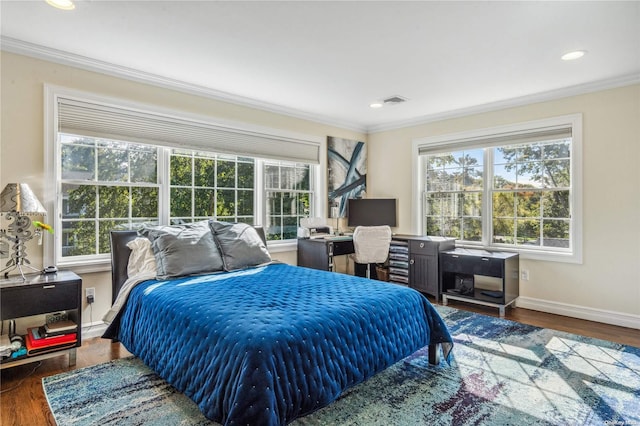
[327,136,366,217]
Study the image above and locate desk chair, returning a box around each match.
[350,225,392,279]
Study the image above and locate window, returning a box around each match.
[46,87,322,268]
[265,162,312,240]
[414,114,582,263]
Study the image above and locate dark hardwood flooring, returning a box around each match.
[1,301,638,426]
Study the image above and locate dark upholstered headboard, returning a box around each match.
[109,226,267,304]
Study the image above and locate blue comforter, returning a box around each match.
[116,263,452,425]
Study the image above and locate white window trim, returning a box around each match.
[44,85,323,268]
[411,114,583,264]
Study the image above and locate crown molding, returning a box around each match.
[3,36,639,135]
[0,36,367,134]
[368,72,640,133]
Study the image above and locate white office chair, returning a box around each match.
[350,225,392,279]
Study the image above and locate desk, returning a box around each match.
[296,236,354,272]
[296,235,454,297]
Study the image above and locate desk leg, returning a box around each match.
[442,294,449,306]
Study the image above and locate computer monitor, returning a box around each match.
[347,198,397,227]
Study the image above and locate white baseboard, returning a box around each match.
[82,321,109,340]
[516,297,640,330]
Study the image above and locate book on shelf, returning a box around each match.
[26,327,77,353]
[44,319,77,334]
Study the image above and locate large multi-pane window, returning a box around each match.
[417,115,581,261]
[265,162,312,240]
[169,150,255,225]
[58,133,314,262]
[60,134,159,258]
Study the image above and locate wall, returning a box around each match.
[368,84,640,327]
[0,52,365,332]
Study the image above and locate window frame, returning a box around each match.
[412,114,583,264]
[44,86,322,272]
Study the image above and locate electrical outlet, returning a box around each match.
[520,269,529,281]
[86,287,95,304]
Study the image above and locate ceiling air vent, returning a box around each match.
[383,95,408,106]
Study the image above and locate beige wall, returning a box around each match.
[368,84,640,325]
[0,52,365,328]
[2,51,638,330]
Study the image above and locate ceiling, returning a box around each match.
[1,1,639,132]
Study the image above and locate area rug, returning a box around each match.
[43,306,640,425]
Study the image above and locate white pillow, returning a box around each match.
[126,237,157,277]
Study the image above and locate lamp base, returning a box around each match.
[1,262,41,280]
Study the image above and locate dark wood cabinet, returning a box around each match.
[389,235,455,299]
[1,271,82,369]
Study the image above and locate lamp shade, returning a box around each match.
[0,183,46,215]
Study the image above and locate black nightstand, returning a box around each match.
[1,271,82,369]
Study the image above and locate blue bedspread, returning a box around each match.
[117,263,452,425]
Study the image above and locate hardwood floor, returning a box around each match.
[1,303,638,426]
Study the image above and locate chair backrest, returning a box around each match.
[352,225,392,264]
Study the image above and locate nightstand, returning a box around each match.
[0,271,82,369]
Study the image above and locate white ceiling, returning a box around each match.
[1,1,639,132]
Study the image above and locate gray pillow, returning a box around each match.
[139,221,224,279]
[209,221,271,271]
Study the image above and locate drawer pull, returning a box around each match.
[419,242,425,248]
[481,257,490,261]
[43,285,56,289]
[451,255,459,258]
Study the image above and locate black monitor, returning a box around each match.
[347,198,397,227]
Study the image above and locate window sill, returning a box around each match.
[455,243,582,264]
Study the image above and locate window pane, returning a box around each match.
[493,163,516,189]
[542,190,570,219]
[97,145,128,182]
[425,194,442,216]
[516,219,539,245]
[216,190,235,216]
[443,218,461,239]
[61,143,95,181]
[426,216,441,235]
[171,187,192,217]
[170,155,192,186]
[99,220,129,253]
[516,163,543,188]
[130,148,158,183]
[493,218,514,244]
[194,157,215,187]
[493,191,515,218]
[99,186,129,218]
[62,184,96,219]
[132,187,158,218]
[61,221,96,256]
[543,219,570,248]
[516,191,541,218]
[217,160,236,188]
[462,218,482,241]
[194,188,215,217]
[238,162,255,188]
[237,190,254,216]
[265,165,279,189]
[463,166,483,190]
[462,192,482,217]
[296,166,310,191]
[543,159,570,188]
[543,140,570,159]
[280,167,296,190]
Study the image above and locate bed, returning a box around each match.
[103,221,453,425]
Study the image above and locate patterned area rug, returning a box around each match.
[43,306,640,425]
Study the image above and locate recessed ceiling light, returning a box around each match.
[369,102,383,109]
[561,50,586,61]
[46,0,75,10]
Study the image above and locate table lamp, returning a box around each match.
[0,183,48,279]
